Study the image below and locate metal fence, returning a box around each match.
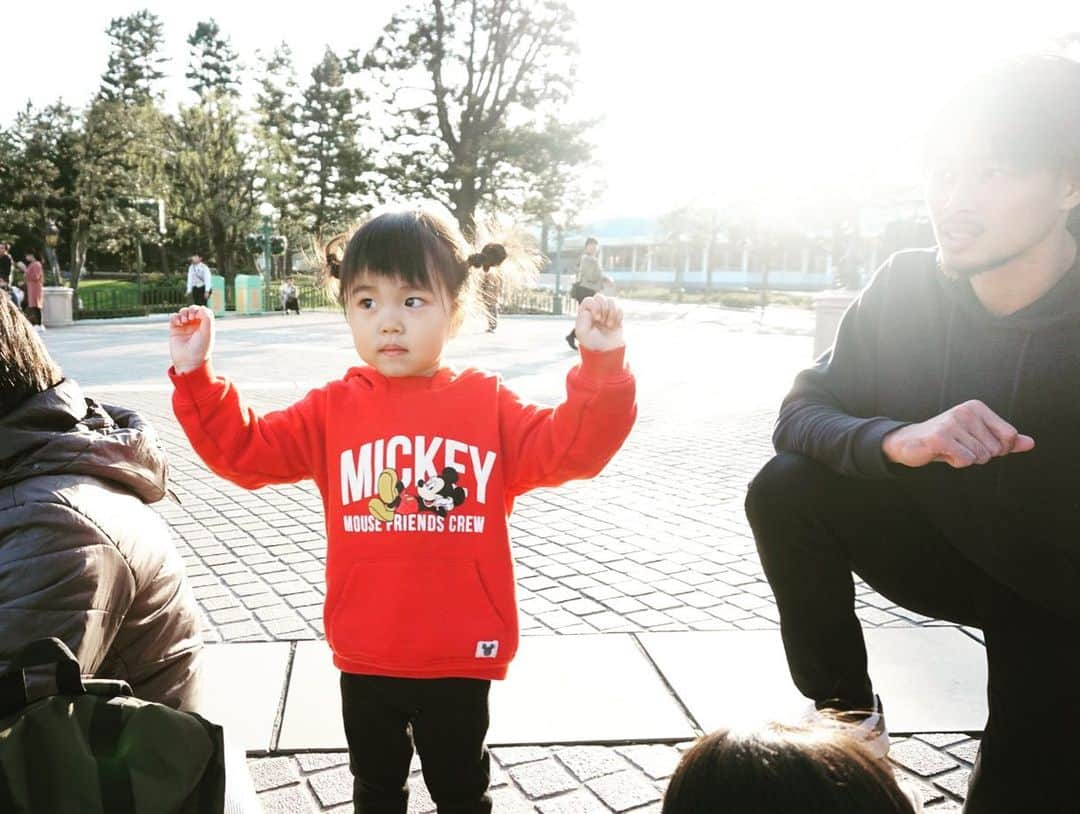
[261,285,334,313]
[76,284,336,319]
[77,286,188,319]
[500,288,579,315]
[76,282,570,320]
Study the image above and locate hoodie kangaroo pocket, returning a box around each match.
[328,558,508,665]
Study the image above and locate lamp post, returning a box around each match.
[44,221,60,285]
[258,202,275,284]
[550,211,566,316]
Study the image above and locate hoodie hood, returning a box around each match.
[937,249,1080,332]
[342,364,459,394]
[0,379,167,503]
[932,249,1080,417]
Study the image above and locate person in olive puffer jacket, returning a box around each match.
[0,293,202,710]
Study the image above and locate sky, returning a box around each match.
[2,1,1077,221]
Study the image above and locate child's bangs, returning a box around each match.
[340,212,460,299]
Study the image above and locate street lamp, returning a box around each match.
[549,210,566,316]
[44,221,60,285]
[258,202,275,283]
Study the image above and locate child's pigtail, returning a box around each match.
[318,232,350,305]
[468,243,509,271]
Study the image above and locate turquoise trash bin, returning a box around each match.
[234,275,264,315]
[208,274,226,317]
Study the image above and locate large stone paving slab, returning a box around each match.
[488,635,695,744]
[277,635,695,750]
[201,642,291,751]
[640,628,988,734]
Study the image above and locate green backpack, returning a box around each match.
[0,638,225,813]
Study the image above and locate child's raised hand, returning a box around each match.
[574,294,625,352]
[169,306,214,373]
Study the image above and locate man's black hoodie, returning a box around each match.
[775,248,1080,621]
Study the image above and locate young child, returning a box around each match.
[167,204,636,813]
[663,723,921,814]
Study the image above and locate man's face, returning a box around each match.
[925,131,1078,277]
[191,255,201,264]
[585,242,598,257]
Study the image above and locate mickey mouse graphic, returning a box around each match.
[368,468,419,522]
[416,467,467,517]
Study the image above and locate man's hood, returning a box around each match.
[0,379,168,503]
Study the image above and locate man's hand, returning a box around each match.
[574,294,625,352]
[882,400,1035,468]
[169,306,214,374]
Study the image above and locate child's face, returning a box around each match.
[344,271,453,378]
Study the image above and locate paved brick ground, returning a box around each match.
[249,735,981,812]
[45,303,984,812]
[64,304,941,644]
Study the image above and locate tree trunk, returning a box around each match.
[70,234,89,313]
[451,176,479,236]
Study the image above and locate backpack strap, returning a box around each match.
[9,637,84,696]
[0,764,15,814]
[0,670,27,718]
[89,699,136,814]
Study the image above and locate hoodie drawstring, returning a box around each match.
[938,304,956,414]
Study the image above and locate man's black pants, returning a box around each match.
[340,673,491,814]
[191,286,207,307]
[745,452,1080,814]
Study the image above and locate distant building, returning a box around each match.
[544,196,932,292]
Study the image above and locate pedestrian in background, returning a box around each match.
[566,237,604,349]
[23,250,44,328]
[0,244,12,286]
[186,253,212,307]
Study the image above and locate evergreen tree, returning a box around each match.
[99,10,167,104]
[67,98,150,295]
[254,43,304,241]
[295,48,370,236]
[167,96,258,278]
[186,19,241,98]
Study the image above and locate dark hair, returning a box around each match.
[663,726,916,814]
[0,293,62,417]
[925,55,1080,175]
[585,237,599,247]
[468,243,508,270]
[325,204,534,321]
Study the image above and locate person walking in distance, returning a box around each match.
[567,237,605,349]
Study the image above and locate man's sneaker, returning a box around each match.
[801,694,890,759]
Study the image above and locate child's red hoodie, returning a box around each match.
[170,347,636,680]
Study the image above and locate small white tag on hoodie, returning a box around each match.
[475,640,499,658]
